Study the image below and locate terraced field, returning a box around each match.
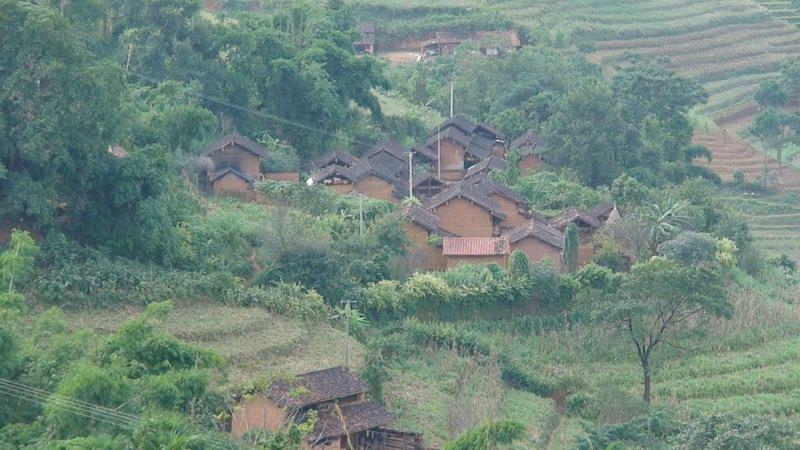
[718,192,800,258]
[60,302,363,389]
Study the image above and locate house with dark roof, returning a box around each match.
[466,174,532,231]
[504,220,565,270]
[304,149,359,173]
[398,203,457,270]
[232,367,423,449]
[353,22,375,54]
[510,131,546,173]
[419,115,506,181]
[424,183,505,238]
[201,133,299,199]
[442,236,511,268]
[549,202,617,267]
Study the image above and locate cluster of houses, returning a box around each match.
[198,115,617,272]
[233,366,424,449]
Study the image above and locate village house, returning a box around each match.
[353,23,375,55]
[442,236,511,268]
[201,133,270,200]
[304,149,359,174]
[417,115,506,181]
[420,30,521,58]
[424,182,505,237]
[398,203,457,270]
[202,133,300,199]
[549,202,616,265]
[463,155,508,181]
[467,174,534,232]
[310,161,406,203]
[232,367,423,450]
[510,131,546,173]
[504,220,565,270]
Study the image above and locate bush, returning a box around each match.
[401,273,452,307]
[530,260,575,311]
[574,263,617,292]
[360,280,408,318]
[224,282,327,321]
[32,237,234,306]
[592,239,631,272]
[659,232,717,266]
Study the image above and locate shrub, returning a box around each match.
[225,283,326,321]
[402,273,452,307]
[659,232,717,266]
[593,239,630,272]
[360,280,407,318]
[507,250,530,280]
[574,263,617,292]
[530,260,575,311]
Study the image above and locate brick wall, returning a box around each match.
[434,197,494,237]
[511,238,563,270]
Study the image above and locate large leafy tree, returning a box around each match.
[596,258,732,403]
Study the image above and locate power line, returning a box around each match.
[0,377,236,450]
[125,70,373,148]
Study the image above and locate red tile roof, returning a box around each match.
[442,237,510,256]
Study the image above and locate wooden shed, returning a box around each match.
[442,236,511,268]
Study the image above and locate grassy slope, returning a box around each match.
[58,302,364,390]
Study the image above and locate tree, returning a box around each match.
[749,107,794,178]
[563,223,579,273]
[635,198,692,259]
[541,82,628,186]
[443,420,525,450]
[754,79,788,107]
[507,249,530,280]
[596,258,732,403]
[0,230,39,292]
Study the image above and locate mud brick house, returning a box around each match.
[504,220,565,269]
[354,23,375,54]
[420,30,521,58]
[362,141,411,179]
[442,236,511,268]
[311,162,406,203]
[463,155,508,180]
[418,115,506,181]
[409,172,446,201]
[466,174,534,232]
[304,149,359,173]
[202,133,300,199]
[398,203,457,270]
[510,131,546,172]
[424,183,505,237]
[232,367,423,450]
[549,203,616,265]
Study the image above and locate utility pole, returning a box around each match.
[437,124,441,179]
[450,81,454,118]
[339,299,359,368]
[358,193,364,236]
[408,150,413,198]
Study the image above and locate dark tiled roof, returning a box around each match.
[304,150,359,172]
[410,143,438,162]
[310,400,395,441]
[442,237,510,256]
[202,133,269,159]
[587,202,615,221]
[426,126,471,150]
[424,182,506,220]
[268,367,369,410]
[466,173,528,207]
[549,207,601,230]
[464,156,508,180]
[504,220,565,249]
[465,134,495,159]
[209,167,255,183]
[397,203,457,237]
[363,140,408,161]
[310,164,358,184]
[510,131,545,154]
